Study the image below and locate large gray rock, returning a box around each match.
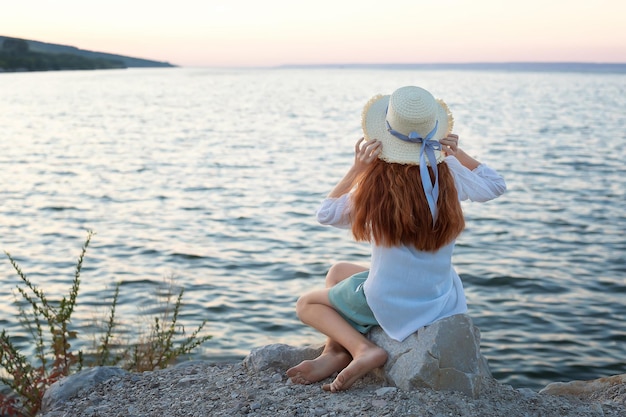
[243,343,324,372]
[368,314,492,398]
[41,366,128,413]
[245,315,491,398]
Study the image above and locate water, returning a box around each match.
[0,67,624,390]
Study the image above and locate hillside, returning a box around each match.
[0,35,175,72]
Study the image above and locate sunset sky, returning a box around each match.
[2,0,625,67]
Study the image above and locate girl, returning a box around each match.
[287,86,506,392]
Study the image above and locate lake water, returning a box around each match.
[0,67,624,390]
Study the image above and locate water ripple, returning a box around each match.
[0,68,624,389]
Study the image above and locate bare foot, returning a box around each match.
[286,350,351,385]
[322,346,387,392]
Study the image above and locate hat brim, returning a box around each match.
[361,94,454,165]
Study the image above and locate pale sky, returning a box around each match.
[2,0,625,67]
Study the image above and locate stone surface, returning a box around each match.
[38,317,626,416]
[243,343,324,372]
[39,361,626,417]
[540,374,626,406]
[41,366,128,413]
[244,314,491,398]
[368,314,492,398]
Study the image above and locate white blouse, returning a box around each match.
[316,156,506,341]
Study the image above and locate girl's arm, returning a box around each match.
[327,138,382,198]
[439,133,481,170]
[440,133,505,201]
[318,138,382,228]
[452,148,481,171]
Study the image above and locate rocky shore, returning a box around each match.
[40,359,626,417]
[38,315,626,416]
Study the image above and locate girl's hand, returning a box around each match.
[326,138,382,198]
[439,134,459,156]
[354,137,382,171]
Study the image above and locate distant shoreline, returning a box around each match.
[0,35,175,72]
[276,62,626,74]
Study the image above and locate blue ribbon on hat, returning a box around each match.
[386,118,441,225]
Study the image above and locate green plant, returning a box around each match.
[0,230,92,417]
[124,281,212,372]
[93,279,212,372]
[0,231,212,417]
[93,280,121,367]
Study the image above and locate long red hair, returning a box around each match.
[351,159,465,252]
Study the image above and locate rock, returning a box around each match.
[540,373,626,405]
[41,366,128,413]
[375,386,398,396]
[176,375,203,387]
[368,314,492,398]
[244,315,491,398]
[243,343,324,372]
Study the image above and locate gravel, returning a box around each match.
[40,361,626,417]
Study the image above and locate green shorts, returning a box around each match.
[328,271,378,334]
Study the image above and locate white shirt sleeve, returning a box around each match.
[445,156,506,202]
[316,193,352,229]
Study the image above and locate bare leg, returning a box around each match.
[291,288,387,392]
[287,263,368,384]
[324,262,367,288]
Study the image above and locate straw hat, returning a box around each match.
[361,86,454,165]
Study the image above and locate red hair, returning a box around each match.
[351,159,465,252]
